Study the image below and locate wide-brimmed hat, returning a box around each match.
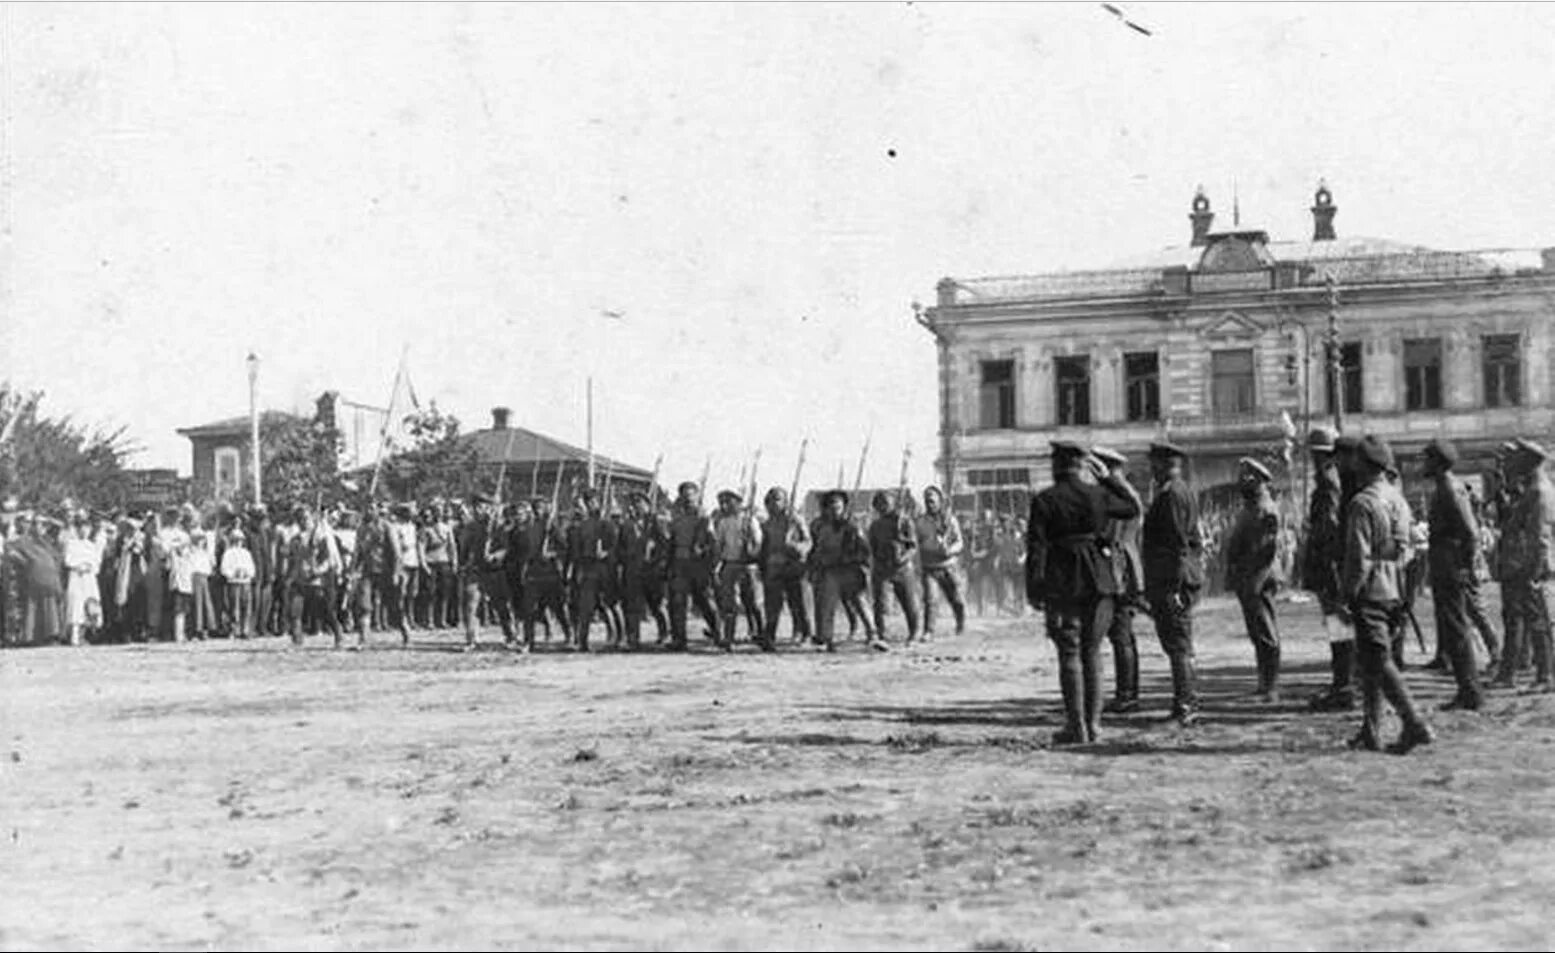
[1356,435,1395,472]
[716,489,742,504]
[1238,457,1273,483]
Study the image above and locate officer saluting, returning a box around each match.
[1025,441,1141,745]
[1141,441,1205,726]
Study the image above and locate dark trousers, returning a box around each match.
[289,580,340,643]
[1430,574,1483,704]
[573,562,611,648]
[1047,596,1113,739]
[813,567,852,646]
[1497,578,1555,684]
[1148,589,1199,717]
[1353,600,1426,741]
[621,567,667,648]
[226,582,252,637]
[427,562,456,628]
[871,563,920,641]
[1236,581,1281,691]
[762,571,811,646]
[919,564,966,635]
[715,563,761,634]
[668,564,719,647]
[1106,600,1139,702]
[465,570,514,644]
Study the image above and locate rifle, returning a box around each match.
[852,432,871,521]
[646,453,664,511]
[602,455,616,514]
[697,454,711,512]
[746,447,762,516]
[895,444,912,512]
[788,438,808,518]
[494,425,519,503]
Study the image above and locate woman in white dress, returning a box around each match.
[63,510,104,646]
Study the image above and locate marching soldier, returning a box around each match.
[1142,442,1205,726]
[510,498,565,648]
[617,491,661,650]
[914,486,967,640]
[1225,457,1283,702]
[868,490,919,646]
[809,489,868,651]
[1419,439,1484,710]
[1026,442,1140,745]
[1491,439,1555,692]
[711,489,763,651]
[666,481,720,651]
[757,486,812,651]
[458,493,515,651]
[1092,447,1144,713]
[1344,435,1434,753]
[567,488,617,653]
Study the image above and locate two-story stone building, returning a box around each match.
[917,184,1555,508]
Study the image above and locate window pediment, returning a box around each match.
[1200,310,1265,339]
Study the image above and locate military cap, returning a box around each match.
[1356,434,1395,472]
[716,489,742,504]
[1497,440,1520,457]
[1238,457,1273,482]
[820,488,850,507]
[922,485,945,502]
[1512,438,1548,462]
[677,480,699,495]
[1148,441,1187,459]
[763,486,788,504]
[872,490,892,508]
[1333,433,1362,453]
[1421,439,1458,467]
[1306,426,1337,452]
[1091,446,1127,466]
[1050,440,1086,457]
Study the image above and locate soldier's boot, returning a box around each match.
[1379,664,1434,754]
[1348,672,1384,751]
[952,600,967,635]
[1082,652,1105,743]
[1168,653,1200,727]
[1105,640,1140,713]
[1264,644,1281,703]
[1052,652,1086,746]
[719,615,738,652]
[1440,634,1484,710]
[1527,627,1555,692]
[1310,641,1357,711]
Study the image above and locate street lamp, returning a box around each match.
[1277,315,1313,519]
[246,352,261,506]
[1324,274,1343,433]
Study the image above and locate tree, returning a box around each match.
[0,384,136,510]
[259,412,344,514]
[375,401,481,503]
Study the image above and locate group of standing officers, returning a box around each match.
[1025,427,1555,754]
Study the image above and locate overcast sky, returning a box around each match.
[5,2,1555,494]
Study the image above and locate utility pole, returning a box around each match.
[1325,274,1343,433]
[246,352,261,506]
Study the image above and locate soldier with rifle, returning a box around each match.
[711,488,763,651]
[457,492,515,651]
[567,488,617,653]
[867,447,919,646]
[808,488,869,652]
[665,480,720,651]
[914,485,967,640]
[757,441,813,651]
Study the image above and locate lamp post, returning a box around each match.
[246,352,261,506]
[1277,315,1312,518]
[1325,274,1344,433]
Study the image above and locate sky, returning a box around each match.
[5,2,1555,495]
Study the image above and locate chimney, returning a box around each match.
[314,391,339,430]
[1311,181,1337,241]
[491,406,511,431]
[936,277,957,307]
[1189,187,1214,247]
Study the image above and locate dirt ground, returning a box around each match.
[3,590,1554,952]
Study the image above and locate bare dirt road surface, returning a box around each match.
[4,593,1553,951]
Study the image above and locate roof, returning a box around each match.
[459,426,653,480]
[177,410,300,438]
[940,235,1549,306]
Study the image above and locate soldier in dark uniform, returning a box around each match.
[351,503,393,648]
[868,489,919,646]
[1092,447,1144,713]
[458,492,515,651]
[617,491,663,651]
[1420,439,1485,710]
[567,488,617,653]
[666,481,720,651]
[1307,430,1359,711]
[809,489,869,652]
[1141,442,1205,726]
[1225,457,1283,702]
[1344,435,1434,753]
[1491,439,1555,692]
[1026,441,1140,745]
[757,486,812,651]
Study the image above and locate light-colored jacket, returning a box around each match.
[1342,478,1411,604]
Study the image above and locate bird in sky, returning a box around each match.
[600,309,626,321]
[1101,3,1153,36]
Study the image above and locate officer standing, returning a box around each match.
[1343,435,1434,753]
[867,489,920,646]
[1026,441,1141,744]
[1141,442,1205,726]
[1420,439,1485,710]
[757,487,812,651]
[1092,447,1144,713]
[1490,439,1555,692]
[1225,457,1283,702]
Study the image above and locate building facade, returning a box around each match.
[918,184,1555,505]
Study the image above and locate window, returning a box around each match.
[967,468,1031,487]
[1055,355,1091,426]
[1124,351,1160,422]
[1484,334,1522,408]
[214,446,241,500]
[1404,338,1443,411]
[1211,348,1256,418]
[1324,341,1364,415]
[979,359,1016,430]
